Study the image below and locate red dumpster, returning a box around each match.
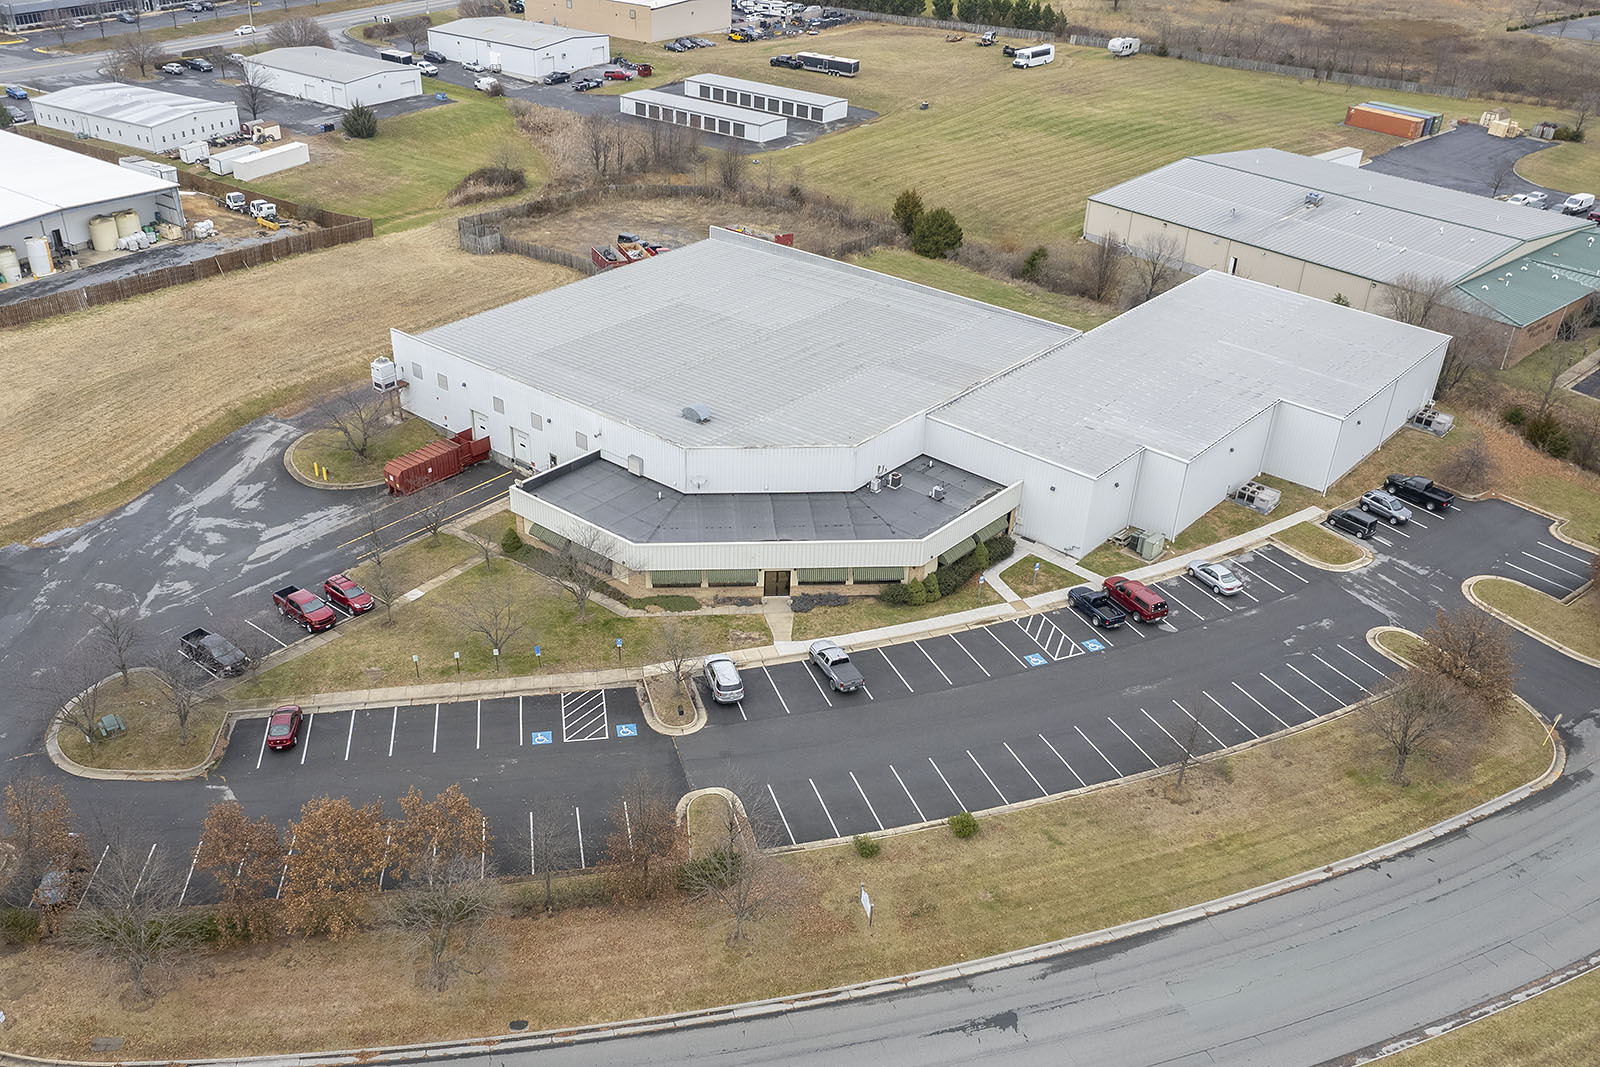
[384,429,490,494]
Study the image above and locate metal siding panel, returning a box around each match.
[1130,451,1186,535]
[1172,408,1275,536]
[1264,402,1342,491]
[1083,450,1141,553]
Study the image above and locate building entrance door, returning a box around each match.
[472,410,491,445]
[511,428,532,466]
[763,570,791,596]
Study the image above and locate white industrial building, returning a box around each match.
[683,73,847,123]
[426,18,608,79]
[619,88,787,144]
[391,229,1447,592]
[31,83,240,152]
[243,47,422,108]
[0,134,184,275]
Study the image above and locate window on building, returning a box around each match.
[492,396,505,414]
[530,412,543,431]
[437,373,449,389]
[574,431,587,450]
[411,362,423,380]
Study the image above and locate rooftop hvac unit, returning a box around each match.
[1233,481,1282,515]
[886,471,903,490]
[869,476,882,494]
[682,403,713,424]
[1410,404,1454,437]
[929,485,946,501]
[1304,191,1325,207]
[1132,531,1166,561]
[370,357,400,392]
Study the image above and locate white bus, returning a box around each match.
[1011,43,1054,68]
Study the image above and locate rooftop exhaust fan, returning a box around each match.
[1304,191,1324,207]
[681,403,712,424]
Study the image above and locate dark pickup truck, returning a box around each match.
[1384,474,1455,512]
[271,586,337,632]
[178,627,250,676]
[1067,586,1126,629]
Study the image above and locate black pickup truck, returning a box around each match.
[178,627,250,676]
[1068,586,1127,629]
[1384,474,1455,512]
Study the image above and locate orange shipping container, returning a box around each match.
[1345,104,1423,139]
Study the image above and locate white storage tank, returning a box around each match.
[88,215,119,252]
[23,236,54,276]
[0,245,20,282]
[114,209,142,238]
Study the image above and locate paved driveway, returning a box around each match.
[1364,123,1568,202]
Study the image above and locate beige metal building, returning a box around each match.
[523,0,725,43]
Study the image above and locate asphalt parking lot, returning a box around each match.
[1364,124,1566,202]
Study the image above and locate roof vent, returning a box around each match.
[1304,191,1324,207]
[681,403,712,424]
[929,485,946,501]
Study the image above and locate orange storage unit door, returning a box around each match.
[1344,105,1423,139]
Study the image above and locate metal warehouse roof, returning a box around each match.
[412,228,1077,450]
[933,271,1451,477]
[0,132,176,230]
[684,73,846,109]
[1088,148,1590,286]
[621,88,788,127]
[430,17,604,48]
[1453,229,1600,326]
[246,46,401,83]
[35,82,236,127]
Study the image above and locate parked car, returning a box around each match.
[770,53,802,67]
[463,59,486,72]
[1383,473,1455,512]
[233,23,254,34]
[5,85,27,99]
[1002,42,1018,56]
[691,36,715,46]
[703,654,745,703]
[184,56,213,71]
[422,49,447,62]
[117,10,137,22]
[634,62,653,76]
[271,585,336,632]
[69,18,85,27]
[265,705,303,750]
[323,573,375,614]
[415,60,438,75]
[1187,560,1243,596]
[1326,508,1378,540]
[667,39,689,50]
[808,638,864,692]
[473,75,499,92]
[184,2,204,10]
[542,69,570,84]
[1359,489,1413,525]
[1561,192,1596,215]
[675,36,698,48]
[178,627,251,676]
[1505,192,1548,208]
[4,104,26,123]
[1067,586,1126,628]
[160,62,185,74]
[603,68,634,80]
[1103,575,1169,622]
[572,76,602,91]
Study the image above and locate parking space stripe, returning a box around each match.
[575,807,585,868]
[1158,585,1206,621]
[517,697,523,744]
[390,706,398,756]
[1039,733,1086,787]
[78,844,110,909]
[1256,551,1309,584]
[809,778,842,838]
[275,833,295,899]
[1312,653,1370,694]
[986,626,1027,667]
[1521,551,1587,580]
[1232,681,1291,729]
[1340,644,1391,678]
[1004,742,1047,796]
[1204,690,1258,738]
[768,784,796,845]
[432,703,439,753]
[179,839,203,906]
[1503,560,1571,592]
[734,700,747,721]
[300,713,314,765]
[1233,563,1283,593]
[246,619,289,649]
[913,640,954,686]
[849,771,884,830]
[1260,672,1316,718]
[562,690,609,741]
[1172,699,1227,747]
[1107,717,1159,768]
[1181,574,1235,611]
[860,684,876,702]
[1538,541,1592,564]
[476,699,481,750]
[528,812,536,875]
[968,750,1009,804]
[800,663,836,707]
[256,717,270,769]
[1061,604,1119,643]
[877,647,914,693]
[1141,708,1188,755]
[1287,662,1340,702]
[761,666,794,714]
[1075,725,1122,777]
[1407,515,1430,529]
[928,757,967,810]
[948,633,992,676]
[344,711,355,761]
[889,764,927,821]
[1383,523,1412,539]
[1373,535,1395,548]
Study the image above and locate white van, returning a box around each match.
[1012,43,1054,68]
[1561,192,1596,215]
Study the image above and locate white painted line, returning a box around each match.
[735,700,747,721]
[1232,562,1283,594]
[1287,661,1340,702]
[623,800,633,851]
[1257,550,1309,584]
[132,842,157,896]
[761,666,794,714]
[1108,716,1159,768]
[1449,503,1464,512]
[1172,699,1227,748]
[1313,652,1370,694]
[1260,672,1316,719]
[809,779,841,838]
[948,633,992,676]
[1538,540,1591,565]
[1521,551,1587,580]
[1503,560,1571,592]
[275,833,296,900]
[889,764,927,822]
[914,640,954,686]
[1232,680,1291,730]
[768,784,796,845]
[78,844,109,909]
[967,749,1010,804]
[179,838,202,906]
[1141,708,1188,755]
[986,625,1028,667]
[860,684,876,702]
[389,706,398,757]
[1384,523,1412,539]
[878,646,915,692]
[1182,574,1235,611]
[928,756,967,811]
[518,696,524,745]
[1039,733,1086,787]
[1340,643,1391,678]
[255,717,271,770]
[1012,616,1056,654]
[1005,741,1047,797]
[849,771,884,831]
[432,703,439,753]
[1075,725,1123,777]
[528,811,535,876]
[245,618,289,649]
[1407,515,1430,529]
[575,807,585,868]
[300,712,314,765]
[800,662,835,708]
[562,690,609,741]
[1373,535,1394,548]
[344,710,355,761]
[476,699,482,750]
[1203,690,1257,738]
[1156,585,1206,621]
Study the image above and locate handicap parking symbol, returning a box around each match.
[530,731,553,745]
[1024,652,1048,667]
[1082,639,1104,653]
[616,723,637,738]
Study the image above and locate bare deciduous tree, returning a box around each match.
[38,655,110,748]
[679,767,790,942]
[526,794,574,914]
[87,602,142,687]
[388,852,497,991]
[1435,434,1495,494]
[457,0,507,17]
[236,64,277,120]
[317,391,388,459]
[458,520,500,568]
[1432,305,1511,392]
[197,800,284,943]
[456,563,527,668]
[1173,697,1207,793]
[393,14,432,52]
[152,646,208,746]
[653,617,701,694]
[67,841,208,998]
[367,558,400,626]
[1416,607,1519,710]
[546,527,616,620]
[599,772,684,906]
[1124,233,1186,307]
[1079,236,1125,303]
[717,146,746,192]
[1369,670,1463,783]
[1489,157,1518,197]
[114,34,164,78]
[1537,339,1582,416]
[1381,271,1453,327]
[266,15,333,48]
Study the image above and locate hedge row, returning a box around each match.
[880,533,1016,605]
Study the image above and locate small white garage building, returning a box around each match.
[683,73,847,123]
[426,18,608,79]
[620,88,787,144]
[244,47,422,109]
[31,83,240,153]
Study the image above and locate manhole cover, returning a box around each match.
[508,1020,529,1031]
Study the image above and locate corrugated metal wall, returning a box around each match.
[1129,451,1185,535]
[1171,408,1276,535]
[1263,400,1343,491]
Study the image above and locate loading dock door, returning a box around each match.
[473,410,491,445]
[511,428,532,466]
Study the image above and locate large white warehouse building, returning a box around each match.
[31,83,239,152]
[426,18,608,80]
[243,47,422,108]
[391,229,1447,593]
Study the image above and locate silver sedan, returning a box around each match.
[1188,560,1244,595]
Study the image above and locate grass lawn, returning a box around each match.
[1274,521,1365,566]
[291,417,439,485]
[56,674,227,771]
[849,248,1116,332]
[351,533,481,599]
[0,696,1550,1060]
[790,580,1002,641]
[1079,542,1137,576]
[1475,578,1600,660]
[246,87,549,234]
[236,558,770,697]
[1387,969,1600,1067]
[1375,629,1427,665]
[1515,136,1600,203]
[1001,555,1088,595]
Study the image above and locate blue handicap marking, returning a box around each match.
[1082,639,1104,653]
[616,723,638,738]
[531,731,553,745]
[1024,652,1048,667]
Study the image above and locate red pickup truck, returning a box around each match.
[272,585,337,632]
[1103,575,1169,623]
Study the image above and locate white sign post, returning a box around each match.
[860,882,872,928]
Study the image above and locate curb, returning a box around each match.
[281,434,386,491]
[637,668,706,736]
[1271,527,1375,572]
[1462,574,1600,669]
[44,667,233,783]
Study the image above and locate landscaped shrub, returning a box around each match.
[985,533,1016,563]
[852,834,881,858]
[500,525,524,556]
[891,188,924,236]
[935,549,987,597]
[0,908,40,945]
[677,848,741,891]
[947,811,979,838]
[906,578,928,606]
[911,207,964,259]
[1524,410,1572,458]
[922,574,941,602]
[1019,246,1049,283]
[1554,125,1585,142]
[971,539,991,570]
[1503,405,1527,426]
[342,102,378,139]
[791,592,849,612]
[879,582,913,606]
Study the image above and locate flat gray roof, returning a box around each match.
[246,46,403,83]
[933,270,1451,477]
[683,72,846,109]
[1088,148,1590,286]
[524,453,1003,543]
[35,82,237,128]
[430,17,605,48]
[413,228,1077,450]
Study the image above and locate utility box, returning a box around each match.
[1410,405,1454,437]
[1132,530,1165,561]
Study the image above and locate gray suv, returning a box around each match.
[1359,489,1412,525]
[702,654,744,703]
